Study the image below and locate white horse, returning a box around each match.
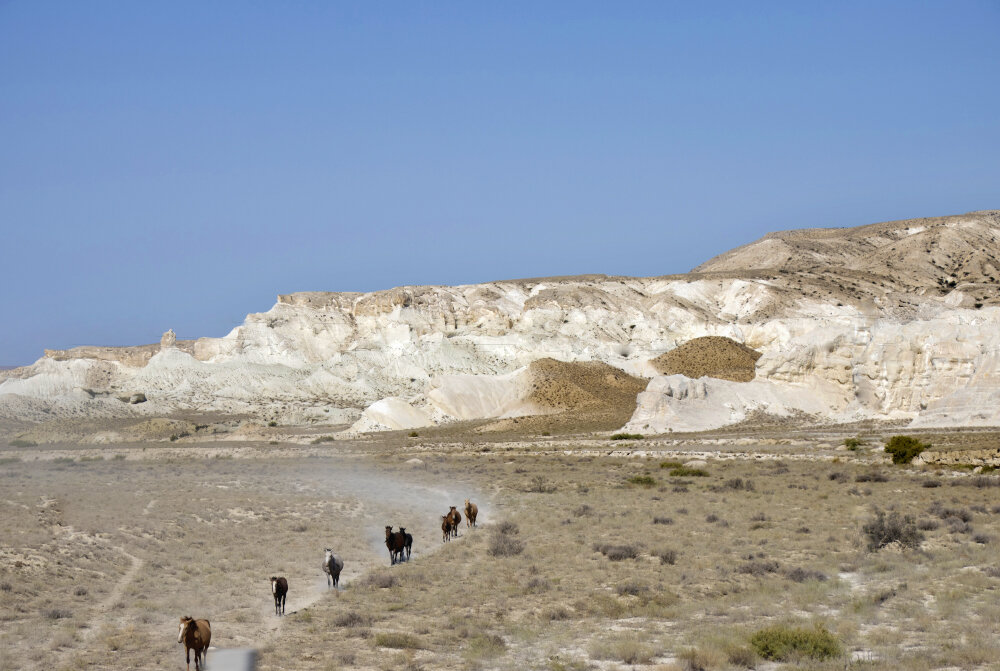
[323,548,344,588]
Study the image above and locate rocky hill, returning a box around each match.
[2,210,999,439]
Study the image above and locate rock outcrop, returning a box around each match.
[2,210,999,433]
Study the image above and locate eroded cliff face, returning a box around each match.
[2,211,999,431]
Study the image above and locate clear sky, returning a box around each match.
[2,2,998,365]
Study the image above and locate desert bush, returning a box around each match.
[670,466,708,477]
[543,605,570,621]
[594,543,640,561]
[334,610,370,627]
[737,560,781,576]
[526,475,556,493]
[358,571,398,589]
[589,636,657,664]
[967,476,1000,488]
[973,533,991,544]
[992,504,1000,514]
[407,431,418,438]
[884,435,928,464]
[749,624,841,661]
[828,471,850,482]
[947,517,972,534]
[862,510,924,551]
[572,504,593,517]
[45,608,72,619]
[984,566,1000,578]
[615,580,648,597]
[73,586,87,596]
[9,439,36,447]
[374,632,423,649]
[655,548,678,565]
[627,474,656,487]
[653,516,673,525]
[488,521,524,557]
[844,437,863,450]
[720,477,755,491]
[784,567,827,582]
[921,479,941,488]
[916,519,939,531]
[705,513,719,523]
[659,460,683,469]
[610,433,643,440]
[310,436,335,444]
[932,504,972,522]
[855,470,889,483]
[466,633,506,659]
[267,421,278,427]
[724,643,759,668]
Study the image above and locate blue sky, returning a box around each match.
[2,2,998,364]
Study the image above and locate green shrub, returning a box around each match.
[659,460,683,469]
[627,475,656,487]
[669,466,708,477]
[9,439,36,447]
[844,437,863,450]
[884,435,928,464]
[267,421,278,427]
[610,433,643,440]
[749,624,841,661]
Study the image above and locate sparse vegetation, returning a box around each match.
[844,437,864,450]
[374,632,423,649]
[8,439,36,447]
[610,433,643,440]
[627,474,656,487]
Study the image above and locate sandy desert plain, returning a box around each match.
[2,415,1000,671]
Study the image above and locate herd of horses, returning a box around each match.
[177,499,479,670]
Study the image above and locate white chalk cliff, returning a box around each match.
[2,210,999,433]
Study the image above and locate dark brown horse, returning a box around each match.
[447,506,462,537]
[385,526,406,565]
[441,515,453,542]
[177,616,211,671]
[399,527,413,561]
[270,576,287,615]
[464,499,478,528]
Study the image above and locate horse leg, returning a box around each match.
[186,647,191,671]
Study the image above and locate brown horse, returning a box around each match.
[464,499,478,528]
[178,616,211,671]
[400,527,413,561]
[385,526,406,565]
[447,506,462,538]
[441,515,453,542]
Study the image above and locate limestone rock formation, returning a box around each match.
[2,210,999,434]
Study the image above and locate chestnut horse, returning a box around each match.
[447,506,462,538]
[178,616,211,671]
